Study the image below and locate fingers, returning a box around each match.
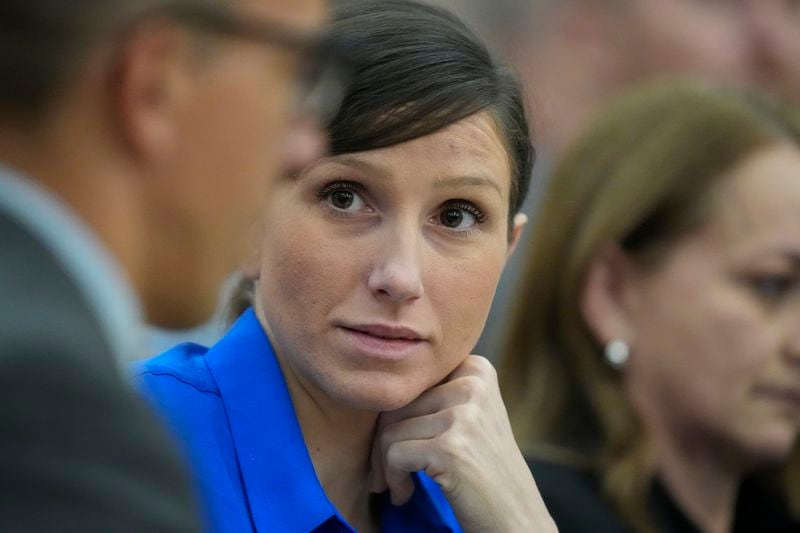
[372,409,453,497]
[370,354,555,530]
[383,440,431,506]
[370,388,456,495]
[381,409,454,442]
[380,355,497,427]
[371,355,503,508]
[379,381,461,427]
[446,354,497,382]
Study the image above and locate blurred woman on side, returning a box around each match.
[500,82,800,533]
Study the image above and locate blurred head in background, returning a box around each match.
[434,0,800,158]
[500,81,800,531]
[0,0,336,328]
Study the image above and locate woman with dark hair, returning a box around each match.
[135,1,555,531]
[500,81,800,532]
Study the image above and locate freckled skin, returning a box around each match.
[248,112,517,412]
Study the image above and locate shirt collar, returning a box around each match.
[204,308,340,531]
[0,163,143,365]
[204,309,461,532]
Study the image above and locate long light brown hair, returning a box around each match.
[499,81,800,531]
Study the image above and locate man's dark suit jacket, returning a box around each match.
[0,209,200,532]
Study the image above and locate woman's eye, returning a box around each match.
[328,189,366,212]
[318,181,370,214]
[433,202,487,232]
[330,190,357,210]
[440,208,476,229]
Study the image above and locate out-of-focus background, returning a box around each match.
[431,0,800,358]
[145,0,800,358]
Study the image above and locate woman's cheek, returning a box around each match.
[260,220,340,323]
[431,255,505,358]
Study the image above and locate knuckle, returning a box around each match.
[462,375,487,400]
[436,430,464,458]
[470,355,497,380]
[385,442,405,466]
[438,407,458,429]
[436,470,461,496]
[452,377,473,400]
[457,402,482,425]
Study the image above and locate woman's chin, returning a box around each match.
[330,378,426,413]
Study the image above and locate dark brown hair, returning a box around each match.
[228,0,534,321]
[328,0,533,220]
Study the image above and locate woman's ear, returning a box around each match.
[580,243,638,347]
[506,213,528,260]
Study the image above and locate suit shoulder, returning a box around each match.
[133,342,219,397]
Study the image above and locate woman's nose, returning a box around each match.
[366,229,424,303]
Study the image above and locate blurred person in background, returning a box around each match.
[0,0,340,530]
[500,81,800,532]
[136,1,557,531]
[440,0,800,159]
[750,0,800,104]
[429,0,800,356]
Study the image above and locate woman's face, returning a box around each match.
[623,143,800,464]
[247,112,522,411]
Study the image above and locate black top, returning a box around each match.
[528,457,800,533]
[0,210,200,532]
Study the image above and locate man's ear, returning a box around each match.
[108,20,195,165]
[580,243,639,347]
[506,212,528,260]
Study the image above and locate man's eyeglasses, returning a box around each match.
[132,1,355,124]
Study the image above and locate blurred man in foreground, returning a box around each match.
[0,0,338,530]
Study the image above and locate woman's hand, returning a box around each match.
[369,355,557,532]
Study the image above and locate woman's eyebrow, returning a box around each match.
[434,175,503,197]
[313,157,503,198]
[323,155,390,179]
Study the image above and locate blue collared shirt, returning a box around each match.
[0,163,143,365]
[134,308,462,532]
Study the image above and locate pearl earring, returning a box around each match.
[605,339,630,369]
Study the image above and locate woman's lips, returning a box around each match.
[335,324,427,361]
[343,323,425,341]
